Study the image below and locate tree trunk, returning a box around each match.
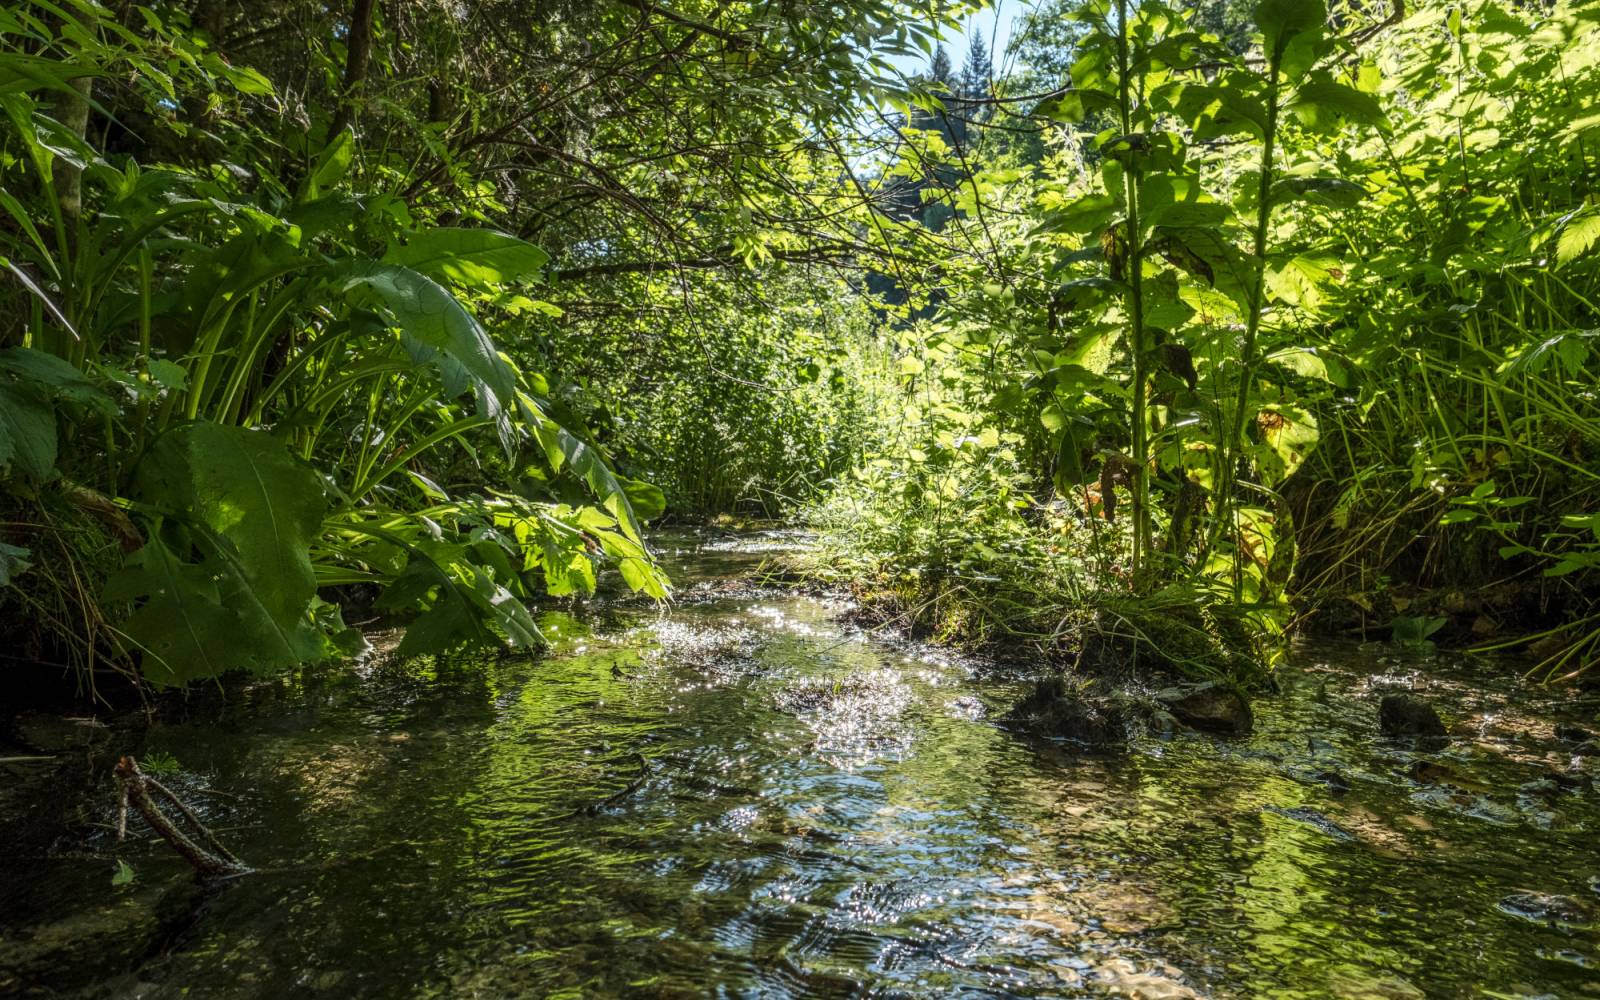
[329,0,376,138]
[47,77,91,220]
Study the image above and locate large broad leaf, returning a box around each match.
[373,540,543,656]
[0,347,120,483]
[1290,79,1386,130]
[334,262,517,404]
[1028,193,1116,237]
[527,412,649,545]
[1269,176,1368,210]
[1179,81,1269,141]
[106,537,328,686]
[302,129,354,201]
[0,380,55,482]
[385,228,550,289]
[0,346,117,415]
[1266,253,1341,314]
[1556,211,1600,266]
[1252,403,1320,485]
[1256,0,1326,74]
[146,423,328,622]
[1033,87,1117,124]
[0,541,31,586]
[0,56,106,97]
[109,423,331,685]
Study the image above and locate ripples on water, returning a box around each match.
[2,530,1598,998]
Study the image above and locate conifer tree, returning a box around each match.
[960,27,993,105]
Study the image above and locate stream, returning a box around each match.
[3,529,1599,998]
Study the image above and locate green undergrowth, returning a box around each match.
[801,468,1268,688]
[0,486,139,698]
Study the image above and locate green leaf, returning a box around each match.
[1391,615,1446,644]
[109,543,323,685]
[1029,194,1116,236]
[1256,0,1326,65]
[108,424,331,685]
[1562,108,1600,138]
[374,540,543,655]
[1269,176,1368,209]
[304,129,354,200]
[1290,80,1386,129]
[0,380,56,482]
[222,64,274,96]
[0,55,107,98]
[146,359,188,390]
[111,861,135,887]
[622,477,667,521]
[335,262,517,404]
[0,541,31,586]
[530,418,650,546]
[140,423,327,624]
[0,347,115,415]
[1556,211,1600,266]
[593,528,669,599]
[386,228,551,289]
[1179,83,1269,140]
[1035,87,1117,123]
[1053,276,1126,312]
[1266,254,1340,314]
[1253,403,1319,485]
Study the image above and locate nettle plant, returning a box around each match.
[0,6,665,686]
[1029,0,1385,617]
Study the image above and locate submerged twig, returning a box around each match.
[572,752,652,817]
[114,755,251,879]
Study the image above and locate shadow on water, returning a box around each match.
[2,528,1598,998]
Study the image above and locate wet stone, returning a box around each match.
[1264,805,1355,840]
[1005,676,1132,749]
[1497,892,1598,929]
[1379,694,1447,739]
[1154,682,1252,735]
[0,881,201,993]
[1555,723,1593,744]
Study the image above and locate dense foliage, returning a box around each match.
[806,0,1600,679]
[2,0,1597,692]
[0,0,955,691]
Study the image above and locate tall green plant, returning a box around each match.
[0,5,667,686]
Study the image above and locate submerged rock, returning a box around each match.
[1497,891,1598,929]
[1264,805,1354,840]
[1379,694,1446,739]
[1006,676,1132,749]
[1555,723,1593,744]
[0,880,202,993]
[1154,682,1252,735]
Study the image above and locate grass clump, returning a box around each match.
[0,485,142,701]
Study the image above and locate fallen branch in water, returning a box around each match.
[115,755,251,879]
[572,752,652,817]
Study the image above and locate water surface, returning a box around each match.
[3,530,1598,998]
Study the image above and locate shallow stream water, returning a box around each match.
[3,530,1599,998]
